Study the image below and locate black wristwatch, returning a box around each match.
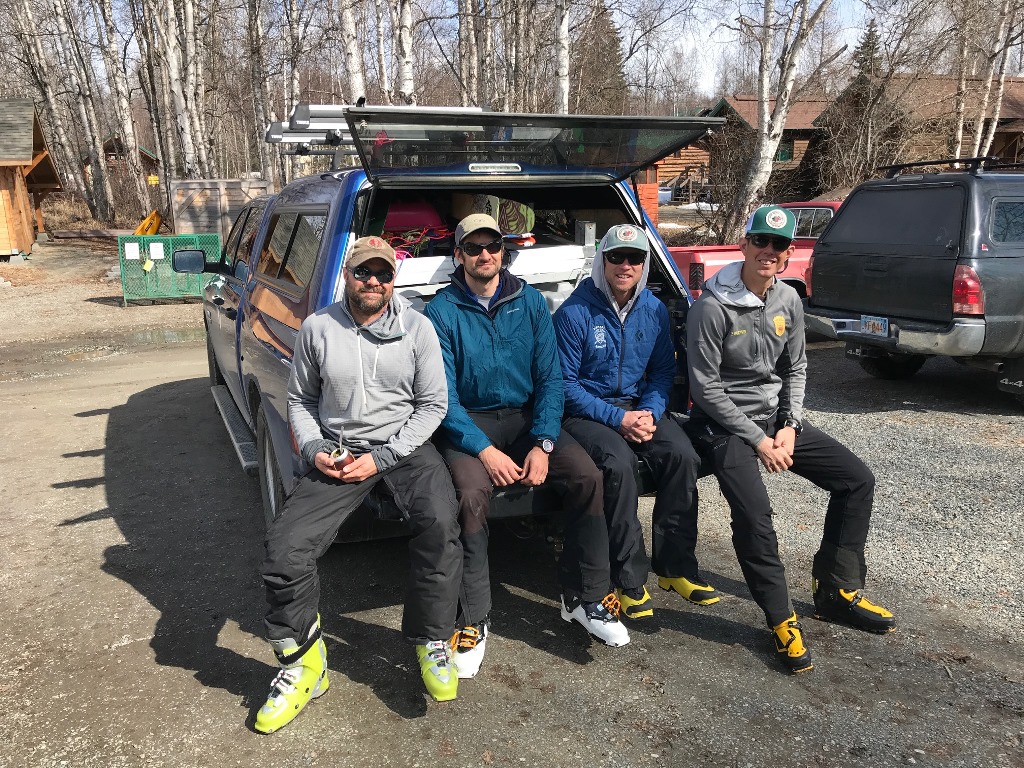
[535,438,555,454]
[780,417,803,435]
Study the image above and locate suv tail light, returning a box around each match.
[805,255,813,295]
[688,262,704,291]
[952,265,985,315]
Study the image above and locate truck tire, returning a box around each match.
[858,353,927,380]
[256,406,285,531]
[206,329,225,386]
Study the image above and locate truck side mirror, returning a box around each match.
[172,249,207,274]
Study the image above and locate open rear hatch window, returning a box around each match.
[811,184,965,321]
[344,107,722,187]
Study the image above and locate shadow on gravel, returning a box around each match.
[71,376,593,720]
[806,345,1022,417]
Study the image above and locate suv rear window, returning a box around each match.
[991,200,1024,242]
[789,207,833,238]
[821,186,965,246]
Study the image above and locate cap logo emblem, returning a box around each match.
[367,236,386,249]
[617,226,638,242]
[765,210,788,230]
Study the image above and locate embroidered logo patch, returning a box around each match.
[773,315,786,336]
[731,329,747,336]
[617,226,638,241]
[367,236,387,249]
[765,210,788,230]
[594,325,607,349]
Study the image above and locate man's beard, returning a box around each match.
[349,286,389,315]
[466,260,500,282]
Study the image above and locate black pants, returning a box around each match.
[564,415,702,590]
[262,443,462,645]
[435,409,610,626]
[685,420,875,627]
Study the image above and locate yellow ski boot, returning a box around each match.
[255,621,329,734]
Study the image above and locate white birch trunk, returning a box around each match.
[970,0,1012,158]
[396,0,416,104]
[339,0,366,103]
[96,0,150,218]
[554,0,571,114]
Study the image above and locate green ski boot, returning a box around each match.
[255,620,329,734]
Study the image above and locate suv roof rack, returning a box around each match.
[980,160,1024,172]
[877,156,1000,178]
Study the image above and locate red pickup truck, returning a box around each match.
[669,201,841,298]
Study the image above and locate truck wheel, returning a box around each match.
[256,406,285,531]
[858,353,927,380]
[206,330,225,386]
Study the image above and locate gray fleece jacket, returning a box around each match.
[686,261,807,447]
[287,291,448,472]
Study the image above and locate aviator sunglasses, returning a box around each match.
[459,239,503,257]
[348,264,395,284]
[747,233,793,251]
[605,251,647,266]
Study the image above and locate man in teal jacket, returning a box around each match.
[426,213,629,680]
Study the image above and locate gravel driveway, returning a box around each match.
[0,242,1021,767]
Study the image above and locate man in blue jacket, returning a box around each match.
[426,213,629,680]
[553,224,717,620]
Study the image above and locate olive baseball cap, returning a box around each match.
[347,235,397,270]
[746,206,796,240]
[455,213,501,244]
[601,224,650,254]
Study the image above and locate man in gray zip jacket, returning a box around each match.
[256,237,462,735]
[685,206,895,675]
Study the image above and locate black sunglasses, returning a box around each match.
[459,239,503,257]
[349,264,395,284]
[747,234,792,251]
[605,251,647,266]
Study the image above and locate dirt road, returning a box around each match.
[0,244,1021,767]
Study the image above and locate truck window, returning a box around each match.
[222,209,250,269]
[256,211,327,291]
[790,207,833,238]
[821,186,964,246]
[236,201,266,270]
[991,200,1024,242]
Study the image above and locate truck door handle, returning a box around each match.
[225,308,237,320]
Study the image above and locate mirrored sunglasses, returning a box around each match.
[747,234,792,251]
[605,251,647,266]
[460,239,503,257]
[349,265,395,283]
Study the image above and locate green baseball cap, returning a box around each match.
[601,224,650,254]
[746,206,795,240]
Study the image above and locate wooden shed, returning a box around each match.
[170,179,271,240]
[0,98,62,257]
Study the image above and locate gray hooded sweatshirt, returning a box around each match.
[287,291,448,472]
[686,260,807,447]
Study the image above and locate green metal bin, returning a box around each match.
[118,234,221,305]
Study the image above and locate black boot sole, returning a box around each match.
[813,611,896,634]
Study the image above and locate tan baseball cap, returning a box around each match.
[347,235,397,270]
[455,213,501,245]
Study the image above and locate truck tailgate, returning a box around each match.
[809,184,964,322]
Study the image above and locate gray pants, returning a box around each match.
[262,443,462,644]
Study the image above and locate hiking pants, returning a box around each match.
[436,409,610,626]
[685,420,875,627]
[262,443,462,644]
[563,415,702,590]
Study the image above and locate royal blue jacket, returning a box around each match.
[553,277,676,429]
[425,268,564,456]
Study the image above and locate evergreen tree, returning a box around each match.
[573,1,629,115]
[853,19,883,78]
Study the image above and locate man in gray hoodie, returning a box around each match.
[686,206,895,675]
[256,236,462,735]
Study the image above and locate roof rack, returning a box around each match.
[980,160,1024,172]
[876,156,1000,178]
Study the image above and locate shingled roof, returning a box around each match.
[706,94,831,131]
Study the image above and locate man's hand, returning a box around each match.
[314,451,345,479]
[619,410,656,443]
[773,426,797,458]
[339,453,379,483]
[478,445,523,487]
[756,437,793,473]
[520,447,549,486]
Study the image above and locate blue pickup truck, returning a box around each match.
[173,107,721,539]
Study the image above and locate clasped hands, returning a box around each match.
[619,410,656,443]
[478,445,549,487]
[756,426,797,473]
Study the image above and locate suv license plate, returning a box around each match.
[860,315,889,337]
